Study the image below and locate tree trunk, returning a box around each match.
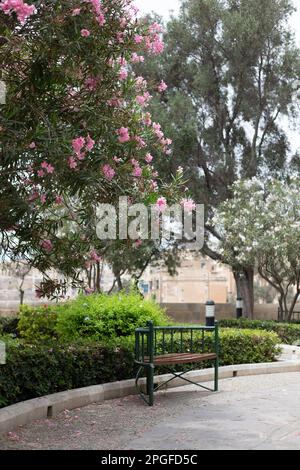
[234,267,254,318]
[287,291,300,322]
[20,289,24,306]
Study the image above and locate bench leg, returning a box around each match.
[147,364,154,406]
[214,358,219,392]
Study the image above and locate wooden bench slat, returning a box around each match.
[144,352,217,366]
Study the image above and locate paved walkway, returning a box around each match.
[0,372,300,450]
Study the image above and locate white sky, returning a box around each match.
[135,0,300,153]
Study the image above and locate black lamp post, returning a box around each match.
[236,297,243,319]
[205,300,215,327]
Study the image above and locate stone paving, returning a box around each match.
[0,372,300,450]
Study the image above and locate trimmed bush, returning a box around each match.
[0,341,134,408]
[219,319,300,345]
[55,292,170,342]
[0,328,280,408]
[18,305,58,342]
[0,317,19,337]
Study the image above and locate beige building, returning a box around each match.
[141,255,236,304]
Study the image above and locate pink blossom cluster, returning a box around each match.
[181,198,196,211]
[40,239,53,253]
[37,161,54,178]
[68,134,95,169]
[153,123,172,154]
[102,164,116,181]
[117,127,130,143]
[84,76,99,91]
[158,80,168,93]
[131,53,144,63]
[86,0,106,26]
[85,250,102,269]
[156,196,167,212]
[136,91,152,108]
[131,159,142,178]
[0,0,36,24]
[145,22,165,55]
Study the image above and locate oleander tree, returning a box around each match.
[213,178,300,321]
[0,0,186,297]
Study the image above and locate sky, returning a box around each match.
[135,0,300,153]
[135,0,300,47]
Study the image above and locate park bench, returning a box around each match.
[134,321,219,406]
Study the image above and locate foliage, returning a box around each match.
[18,305,59,342]
[213,178,300,321]
[55,291,170,342]
[0,327,280,407]
[219,319,300,345]
[137,0,300,315]
[0,341,135,408]
[0,0,184,298]
[0,316,19,336]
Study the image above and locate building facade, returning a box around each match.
[141,255,236,304]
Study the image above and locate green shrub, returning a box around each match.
[219,319,300,345]
[18,305,58,342]
[55,292,170,342]
[0,328,280,408]
[0,317,19,337]
[0,341,134,408]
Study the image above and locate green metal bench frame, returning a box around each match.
[134,321,219,406]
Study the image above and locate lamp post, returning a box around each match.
[206,300,215,327]
[236,297,243,319]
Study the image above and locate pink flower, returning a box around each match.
[72,137,85,155]
[102,164,116,181]
[117,127,130,143]
[40,239,53,252]
[150,180,158,192]
[133,166,142,178]
[158,80,168,92]
[119,68,128,80]
[135,239,143,248]
[90,250,101,262]
[29,141,36,149]
[134,34,143,44]
[131,53,144,63]
[0,0,36,24]
[37,170,45,178]
[41,162,54,174]
[68,157,78,169]
[113,156,122,163]
[181,198,196,211]
[156,197,167,212]
[136,95,147,106]
[55,195,63,205]
[86,134,95,151]
[84,77,98,91]
[40,194,46,205]
[145,153,153,163]
[72,8,81,16]
[96,13,105,26]
[134,136,146,149]
[143,113,152,126]
[81,29,91,37]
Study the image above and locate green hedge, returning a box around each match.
[0,317,19,337]
[17,292,170,343]
[219,319,300,345]
[0,328,280,408]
